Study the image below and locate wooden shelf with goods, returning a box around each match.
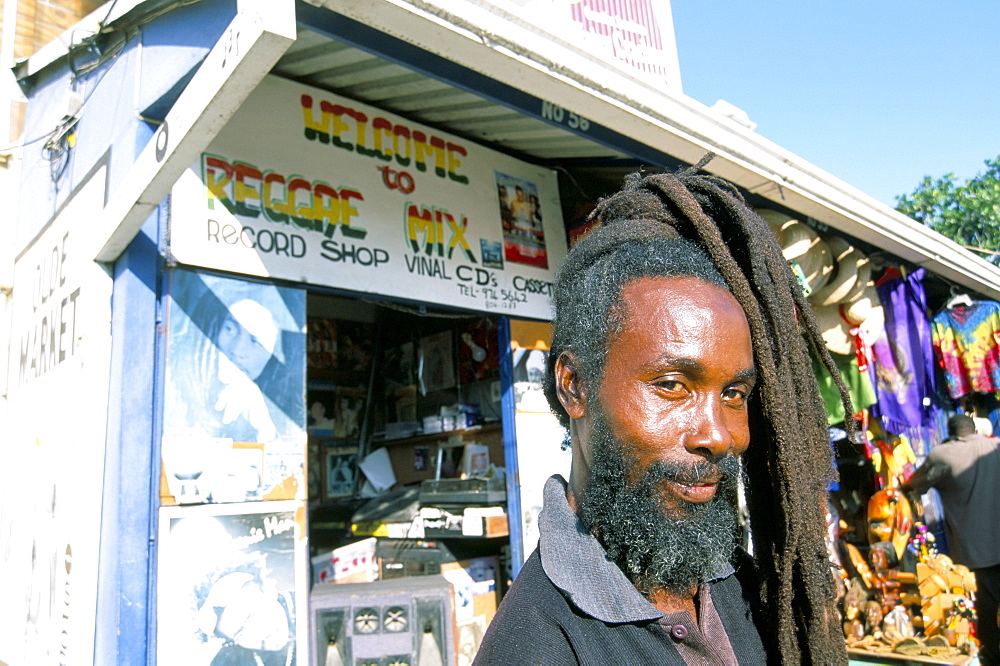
[376,422,504,488]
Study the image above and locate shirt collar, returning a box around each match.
[538,475,735,624]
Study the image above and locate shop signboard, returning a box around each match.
[170,75,566,320]
[0,171,113,664]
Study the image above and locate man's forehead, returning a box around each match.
[606,278,751,370]
[619,276,744,319]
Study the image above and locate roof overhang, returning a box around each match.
[15,0,1000,299]
[94,0,297,261]
[295,0,1000,299]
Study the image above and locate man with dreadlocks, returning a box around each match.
[474,160,855,665]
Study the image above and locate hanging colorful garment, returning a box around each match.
[812,352,877,426]
[869,428,917,489]
[870,268,938,432]
[930,299,1000,399]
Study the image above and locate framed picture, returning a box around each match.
[495,170,548,269]
[156,500,308,665]
[420,330,455,393]
[307,381,338,432]
[307,316,339,370]
[322,442,360,500]
[384,341,415,388]
[333,386,366,439]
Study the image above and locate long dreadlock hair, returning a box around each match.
[543,158,856,665]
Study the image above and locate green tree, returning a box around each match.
[895,155,1000,264]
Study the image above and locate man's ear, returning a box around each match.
[554,351,587,419]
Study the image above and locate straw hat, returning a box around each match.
[859,304,885,343]
[841,283,880,327]
[757,208,793,236]
[811,303,855,355]
[847,283,885,344]
[758,208,833,294]
[808,236,871,307]
[811,282,882,355]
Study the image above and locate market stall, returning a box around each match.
[764,210,999,663]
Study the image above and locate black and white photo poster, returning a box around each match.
[157,501,307,665]
[163,269,307,504]
[165,269,306,445]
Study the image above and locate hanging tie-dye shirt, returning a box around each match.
[931,300,1000,398]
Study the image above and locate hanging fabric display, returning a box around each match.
[930,298,1000,399]
[803,230,878,428]
[870,268,938,433]
[813,353,877,426]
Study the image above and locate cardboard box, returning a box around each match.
[461,507,508,537]
[442,557,500,664]
[485,513,509,538]
[331,537,378,583]
[312,551,337,585]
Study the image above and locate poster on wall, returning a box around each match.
[163,268,307,504]
[495,170,549,269]
[322,442,360,500]
[511,345,572,563]
[156,500,308,665]
[169,75,567,320]
[419,330,455,393]
[0,170,113,665]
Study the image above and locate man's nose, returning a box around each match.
[683,399,735,459]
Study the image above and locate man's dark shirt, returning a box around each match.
[907,432,1000,569]
[474,476,771,665]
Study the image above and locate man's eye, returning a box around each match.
[723,388,748,406]
[655,380,685,393]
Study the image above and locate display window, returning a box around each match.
[156,268,527,664]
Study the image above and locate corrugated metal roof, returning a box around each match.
[271,27,630,164]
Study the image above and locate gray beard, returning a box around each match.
[579,408,742,596]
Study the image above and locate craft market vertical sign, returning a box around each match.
[0,171,113,665]
[170,75,566,319]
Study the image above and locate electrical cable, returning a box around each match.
[2,0,203,155]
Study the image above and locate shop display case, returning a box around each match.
[304,297,512,664]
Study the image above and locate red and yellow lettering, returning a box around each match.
[233,162,263,216]
[263,172,291,222]
[203,155,234,211]
[446,142,469,184]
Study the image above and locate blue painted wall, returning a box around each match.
[14,1,236,662]
[94,212,163,666]
[15,0,236,251]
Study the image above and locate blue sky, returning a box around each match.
[670,2,1000,207]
